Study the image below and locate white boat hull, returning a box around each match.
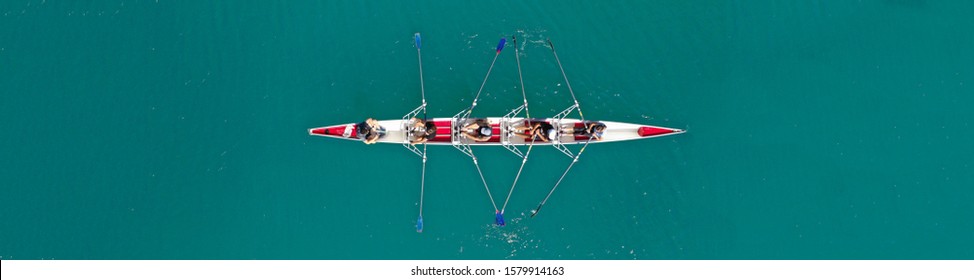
[309,118,684,146]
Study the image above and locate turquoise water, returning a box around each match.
[1,1,972,259]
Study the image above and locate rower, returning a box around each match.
[410,119,437,145]
[515,121,556,142]
[358,118,386,144]
[574,121,607,141]
[538,123,557,142]
[461,119,492,142]
[408,117,426,131]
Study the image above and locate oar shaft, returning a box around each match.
[471,154,499,212]
[471,53,499,110]
[513,35,530,119]
[469,38,507,112]
[415,33,426,106]
[531,139,593,218]
[419,144,426,215]
[417,144,426,233]
[547,39,583,121]
[539,155,578,206]
[501,138,535,212]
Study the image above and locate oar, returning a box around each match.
[514,35,529,120]
[415,33,427,233]
[415,33,427,119]
[451,37,508,226]
[499,35,533,222]
[547,39,584,121]
[531,136,594,218]
[417,143,427,233]
[468,38,506,114]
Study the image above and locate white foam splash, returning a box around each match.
[476,216,541,258]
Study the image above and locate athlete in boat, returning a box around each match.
[461,119,492,142]
[575,121,607,141]
[409,118,437,145]
[408,117,426,131]
[515,121,556,142]
[358,118,385,144]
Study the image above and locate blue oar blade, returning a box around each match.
[496,38,506,53]
[495,212,505,226]
[414,33,422,50]
[416,216,424,233]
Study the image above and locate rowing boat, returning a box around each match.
[308,33,684,232]
[309,118,683,145]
